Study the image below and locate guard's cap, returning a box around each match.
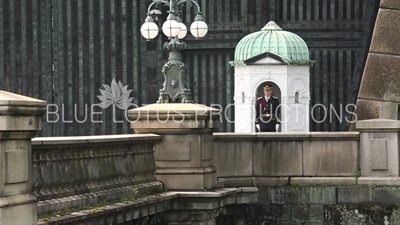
[263,84,273,91]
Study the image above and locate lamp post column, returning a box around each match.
[157,37,193,103]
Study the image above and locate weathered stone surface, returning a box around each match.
[253,141,303,176]
[358,53,400,102]
[236,192,259,204]
[281,221,302,225]
[303,141,358,176]
[156,170,216,191]
[337,186,373,204]
[300,187,336,205]
[128,103,220,134]
[325,205,400,225]
[351,99,381,130]
[370,9,400,55]
[213,141,253,177]
[372,186,400,204]
[291,177,356,186]
[270,187,301,205]
[154,134,214,168]
[258,186,271,204]
[357,120,400,177]
[218,177,253,187]
[358,177,400,186]
[292,205,324,223]
[380,0,400,9]
[0,91,46,225]
[379,101,399,119]
[252,177,289,186]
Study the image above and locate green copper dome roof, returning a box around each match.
[234,21,310,62]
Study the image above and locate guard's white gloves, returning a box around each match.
[255,124,260,132]
[275,124,280,132]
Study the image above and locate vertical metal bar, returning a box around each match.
[256,0,262,28]
[269,0,276,21]
[322,50,328,131]
[330,51,336,130]
[193,54,199,103]
[0,0,3,90]
[52,0,60,136]
[309,51,315,131]
[100,0,107,134]
[314,50,321,129]
[209,53,215,105]
[338,50,344,125]
[19,0,27,94]
[291,0,296,21]
[307,0,312,20]
[81,0,91,135]
[217,53,223,107]
[71,0,79,134]
[217,0,222,23]
[226,51,233,132]
[132,0,139,106]
[282,0,288,21]
[298,0,303,21]
[9,0,16,92]
[78,0,84,133]
[89,0,94,135]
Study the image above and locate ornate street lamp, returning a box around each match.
[140,0,208,103]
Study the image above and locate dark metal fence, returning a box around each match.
[0,0,380,136]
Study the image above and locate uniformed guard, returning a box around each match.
[255,84,281,132]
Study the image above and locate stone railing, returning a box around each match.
[213,132,360,186]
[32,134,163,215]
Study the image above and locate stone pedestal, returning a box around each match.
[356,119,400,184]
[128,103,220,191]
[0,91,46,225]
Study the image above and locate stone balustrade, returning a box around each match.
[31,134,163,215]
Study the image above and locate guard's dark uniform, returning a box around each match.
[255,96,280,132]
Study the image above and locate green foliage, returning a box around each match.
[354,171,361,181]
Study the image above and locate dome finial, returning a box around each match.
[261,21,282,31]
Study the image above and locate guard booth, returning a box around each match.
[230,21,314,132]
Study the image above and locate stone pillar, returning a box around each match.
[356,119,400,185]
[0,91,46,225]
[355,1,400,124]
[128,103,219,191]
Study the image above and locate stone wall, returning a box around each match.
[213,132,360,187]
[355,0,400,123]
[216,186,400,225]
[31,134,164,215]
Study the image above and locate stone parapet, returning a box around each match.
[32,134,163,215]
[213,132,360,185]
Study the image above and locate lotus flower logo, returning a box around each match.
[97,78,134,110]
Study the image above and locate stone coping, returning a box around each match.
[0,90,46,106]
[356,119,400,130]
[128,103,220,115]
[213,132,360,141]
[217,177,400,187]
[32,134,163,146]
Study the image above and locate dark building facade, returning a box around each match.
[0,0,380,136]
